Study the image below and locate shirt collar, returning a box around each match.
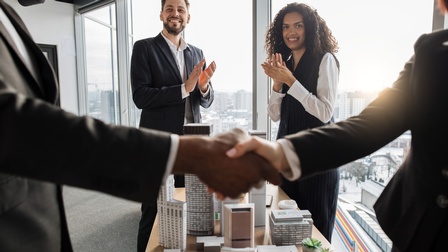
[161,32,188,51]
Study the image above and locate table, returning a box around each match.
[146,184,333,251]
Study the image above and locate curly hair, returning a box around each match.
[265,3,338,60]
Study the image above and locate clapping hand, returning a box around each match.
[198,60,216,92]
[261,53,296,88]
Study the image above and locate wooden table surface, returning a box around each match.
[146,183,333,251]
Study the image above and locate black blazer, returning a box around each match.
[0,1,171,251]
[130,33,214,135]
[285,29,448,251]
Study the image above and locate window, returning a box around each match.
[82,4,119,124]
[186,1,253,135]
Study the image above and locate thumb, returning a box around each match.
[226,138,261,158]
[226,143,249,158]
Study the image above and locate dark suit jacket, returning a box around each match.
[130,33,214,135]
[285,29,448,251]
[0,1,171,251]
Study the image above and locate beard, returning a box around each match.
[162,20,186,36]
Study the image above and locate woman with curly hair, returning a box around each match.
[261,2,340,241]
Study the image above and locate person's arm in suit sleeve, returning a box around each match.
[130,39,184,110]
[0,81,171,203]
[198,80,214,108]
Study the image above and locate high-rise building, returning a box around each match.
[184,123,215,236]
[157,175,187,249]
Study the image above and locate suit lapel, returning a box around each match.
[155,33,182,83]
[0,0,58,102]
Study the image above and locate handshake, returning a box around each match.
[172,128,290,200]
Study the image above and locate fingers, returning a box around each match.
[198,60,216,88]
[186,61,205,92]
[215,128,249,146]
[206,61,216,75]
[226,137,260,158]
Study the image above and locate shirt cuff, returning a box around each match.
[200,85,210,96]
[288,80,308,101]
[163,134,179,184]
[270,89,286,100]
[277,139,302,181]
[181,83,189,99]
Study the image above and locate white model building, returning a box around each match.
[183,123,215,236]
[269,209,313,246]
[157,175,187,250]
[223,203,255,248]
[257,245,298,252]
[221,247,256,252]
[185,174,214,235]
[248,130,268,227]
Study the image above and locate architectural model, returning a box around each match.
[219,196,240,235]
[196,236,224,252]
[248,130,268,227]
[223,203,255,248]
[157,175,187,250]
[256,245,298,252]
[269,209,313,246]
[183,123,215,236]
[221,247,256,252]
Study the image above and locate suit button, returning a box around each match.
[442,168,448,179]
[436,195,448,208]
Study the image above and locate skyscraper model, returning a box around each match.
[184,123,215,235]
[158,175,187,249]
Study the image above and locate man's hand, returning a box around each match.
[198,61,216,92]
[185,59,206,93]
[173,128,281,199]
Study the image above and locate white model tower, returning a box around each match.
[157,175,187,249]
[183,123,215,236]
[248,130,268,227]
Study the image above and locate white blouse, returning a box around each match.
[268,52,339,123]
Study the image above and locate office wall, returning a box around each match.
[5,0,78,114]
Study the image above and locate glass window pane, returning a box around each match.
[84,4,119,124]
[186,1,253,134]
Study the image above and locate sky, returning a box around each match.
[131,0,437,93]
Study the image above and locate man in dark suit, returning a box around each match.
[130,0,215,250]
[226,1,448,249]
[0,1,281,251]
